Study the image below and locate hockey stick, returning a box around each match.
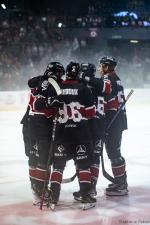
[106,89,134,132]
[101,89,134,182]
[48,78,62,95]
[62,173,77,183]
[40,117,57,210]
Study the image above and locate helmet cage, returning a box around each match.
[66,62,80,79]
[80,63,96,77]
[45,62,65,77]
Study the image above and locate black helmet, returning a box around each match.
[99,57,117,69]
[45,61,65,78]
[80,63,96,77]
[66,62,80,79]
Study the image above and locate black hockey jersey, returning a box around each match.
[28,76,56,118]
[86,76,111,138]
[104,72,128,132]
[53,79,96,143]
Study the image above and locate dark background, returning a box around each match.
[1,0,150,15]
[0,0,150,90]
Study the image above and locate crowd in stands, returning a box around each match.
[0,0,150,90]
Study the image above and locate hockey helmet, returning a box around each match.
[66,61,80,79]
[80,63,96,77]
[45,61,65,78]
[99,57,117,69]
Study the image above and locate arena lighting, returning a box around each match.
[143,21,150,26]
[1,3,6,9]
[58,22,62,28]
[130,40,139,43]
[114,11,138,19]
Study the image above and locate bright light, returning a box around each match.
[130,40,139,43]
[114,11,138,19]
[1,4,6,9]
[58,22,62,28]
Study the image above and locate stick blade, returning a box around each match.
[62,173,76,183]
[48,78,62,95]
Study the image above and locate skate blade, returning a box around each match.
[74,197,82,202]
[33,201,41,206]
[49,203,56,211]
[90,193,97,198]
[106,189,128,196]
[82,202,96,210]
[33,200,47,207]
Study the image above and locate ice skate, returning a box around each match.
[33,194,41,206]
[46,189,59,211]
[90,180,97,197]
[105,182,128,196]
[73,180,97,202]
[73,191,82,202]
[49,202,57,211]
[81,194,96,210]
[32,191,43,206]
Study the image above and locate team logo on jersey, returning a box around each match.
[33,143,38,151]
[32,143,39,156]
[57,145,65,153]
[76,145,86,155]
[41,80,49,91]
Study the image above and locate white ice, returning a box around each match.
[0,89,150,225]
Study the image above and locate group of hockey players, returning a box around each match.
[21,56,128,210]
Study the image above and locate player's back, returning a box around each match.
[55,79,95,143]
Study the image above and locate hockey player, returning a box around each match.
[27,62,65,205]
[73,62,111,201]
[99,56,128,196]
[21,105,37,162]
[20,102,38,173]
[21,87,43,206]
[48,62,97,210]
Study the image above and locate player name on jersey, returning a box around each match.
[61,89,78,95]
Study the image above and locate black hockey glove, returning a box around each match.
[34,98,47,110]
[79,72,90,82]
[28,75,44,88]
[41,74,48,81]
[44,70,58,81]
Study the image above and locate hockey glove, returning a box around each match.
[34,97,47,110]
[79,72,90,82]
[44,70,58,81]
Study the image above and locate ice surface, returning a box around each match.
[0,89,150,225]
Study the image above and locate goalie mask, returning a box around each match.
[66,62,80,79]
[80,63,96,78]
[44,62,65,78]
